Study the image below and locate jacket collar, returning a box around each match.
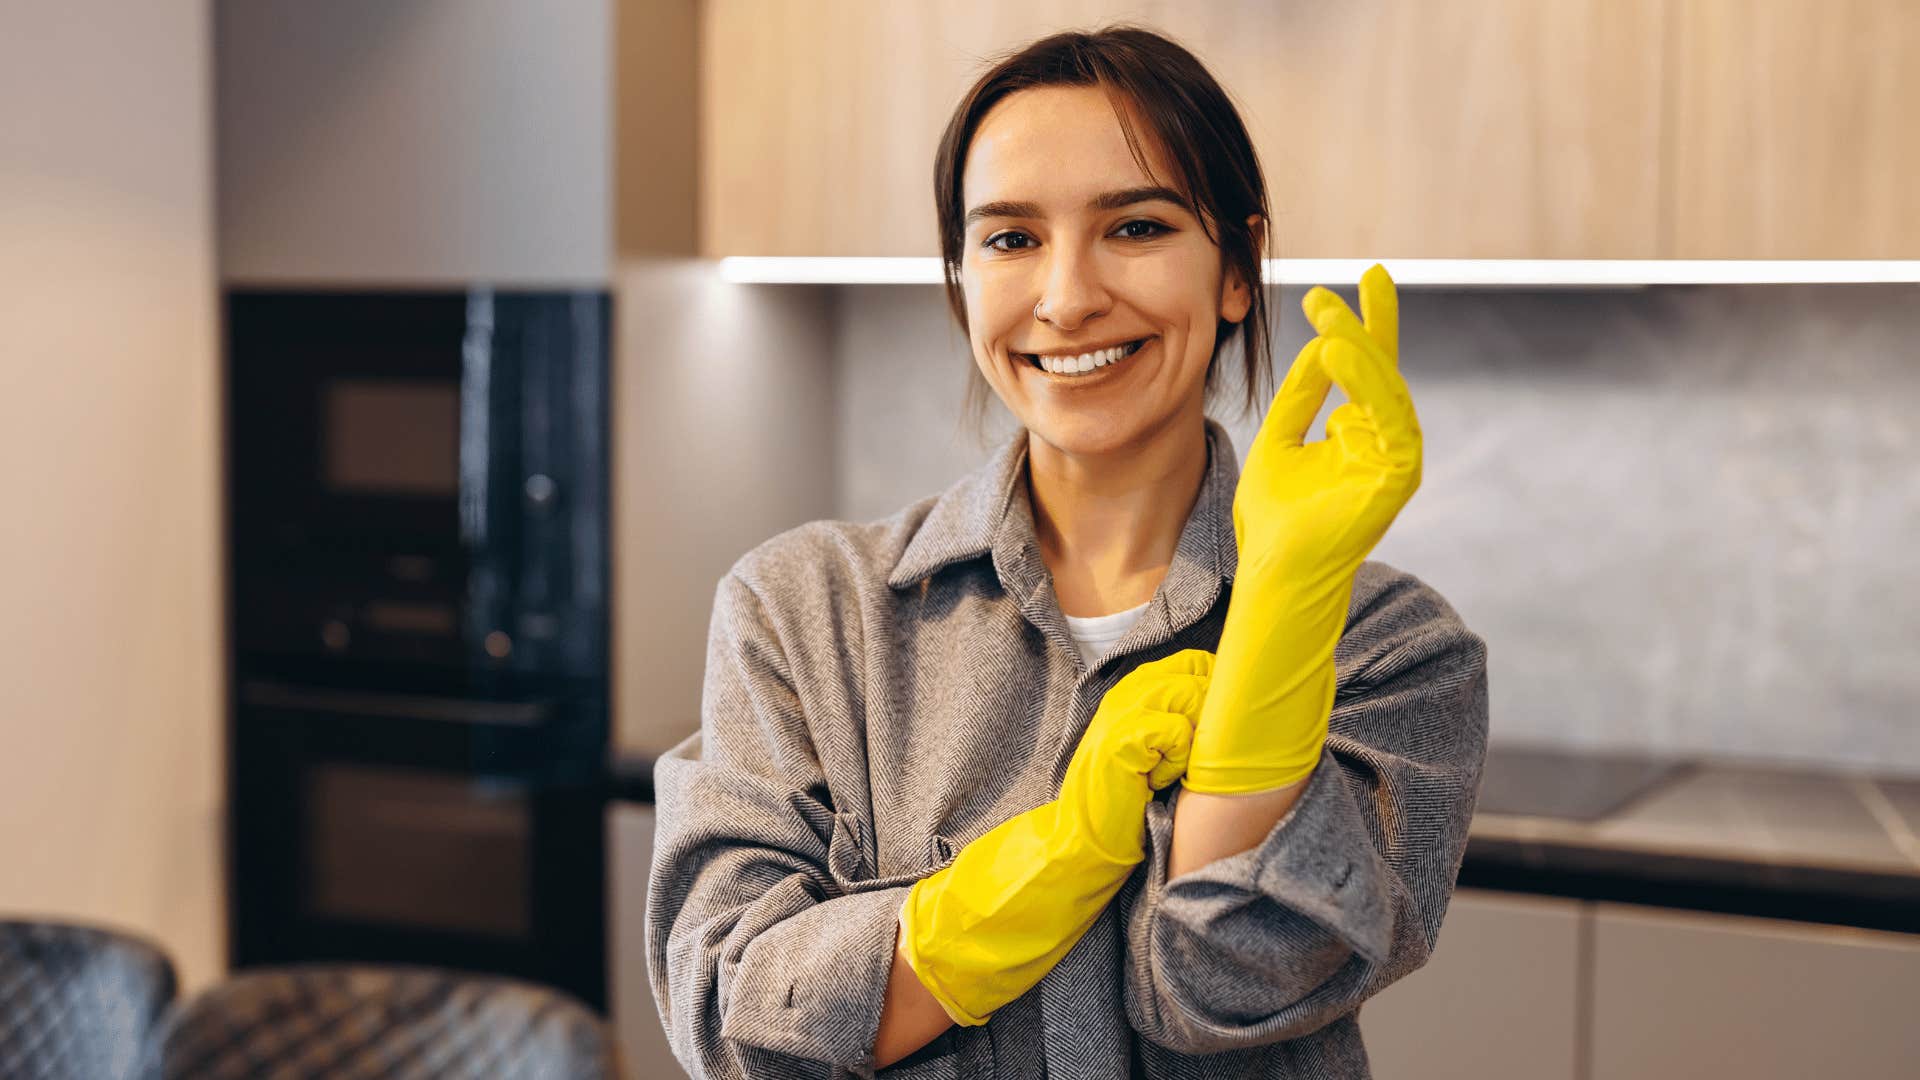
[888,419,1242,633]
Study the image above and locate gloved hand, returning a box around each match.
[1186,263,1423,795]
[898,649,1213,1026]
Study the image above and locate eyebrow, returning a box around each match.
[963,185,1193,229]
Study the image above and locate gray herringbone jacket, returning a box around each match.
[647,419,1490,1079]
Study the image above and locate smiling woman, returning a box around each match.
[647,24,1490,1080]
[935,32,1273,440]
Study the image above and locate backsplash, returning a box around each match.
[830,282,1920,775]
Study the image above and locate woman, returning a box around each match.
[648,26,1488,1079]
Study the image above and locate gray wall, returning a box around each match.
[830,282,1920,775]
[614,264,837,758]
[217,0,611,286]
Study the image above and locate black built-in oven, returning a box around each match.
[225,289,611,1008]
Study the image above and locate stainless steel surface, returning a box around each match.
[1473,750,1920,877]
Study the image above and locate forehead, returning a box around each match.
[963,84,1180,210]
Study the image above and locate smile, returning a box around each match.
[1019,337,1150,377]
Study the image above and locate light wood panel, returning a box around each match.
[699,0,1667,258]
[1223,0,1666,259]
[1668,0,1920,257]
[1,0,224,990]
[617,0,700,256]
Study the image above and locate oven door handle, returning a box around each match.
[239,680,553,727]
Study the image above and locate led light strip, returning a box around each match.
[715,256,1920,287]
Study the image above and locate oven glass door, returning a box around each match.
[303,762,531,938]
[233,681,607,1008]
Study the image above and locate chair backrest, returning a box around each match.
[0,918,179,1080]
[155,964,617,1080]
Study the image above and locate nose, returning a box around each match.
[1032,242,1110,332]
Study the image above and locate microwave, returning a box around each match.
[226,289,609,685]
[225,288,613,1007]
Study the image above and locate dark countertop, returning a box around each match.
[1460,746,1920,934]
[611,745,1920,935]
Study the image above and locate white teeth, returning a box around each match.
[1033,340,1142,376]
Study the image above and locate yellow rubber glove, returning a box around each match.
[1186,263,1423,795]
[899,649,1213,1026]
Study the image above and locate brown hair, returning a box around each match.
[934,25,1273,427]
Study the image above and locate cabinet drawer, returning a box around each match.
[1591,902,1920,1079]
[1362,888,1583,1080]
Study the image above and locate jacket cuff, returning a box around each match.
[720,883,911,1073]
[1160,743,1394,966]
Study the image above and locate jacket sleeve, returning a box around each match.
[1121,566,1491,1055]
[646,571,906,1079]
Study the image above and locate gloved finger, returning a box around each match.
[1127,672,1212,717]
[1324,401,1385,464]
[1126,648,1215,680]
[1136,709,1196,790]
[1320,337,1421,467]
[1254,336,1330,452]
[1357,263,1398,362]
[1303,286,1390,369]
[1092,705,1194,785]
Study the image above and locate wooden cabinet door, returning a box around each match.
[699,0,1666,258]
[701,0,1196,257]
[1359,889,1583,1080]
[1220,0,1665,259]
[1590,902,1920,1079]
[1669,0,1920,257]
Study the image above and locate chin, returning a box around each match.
[1024,407,1167,459]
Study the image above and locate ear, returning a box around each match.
[1218,213,1265,325]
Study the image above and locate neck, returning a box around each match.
[1027,415,1209,618]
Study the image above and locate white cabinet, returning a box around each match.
[609,802,690,1080]
[1590,902,1920,1079]
[1360,888,1583,1080]
[217,0,618,286]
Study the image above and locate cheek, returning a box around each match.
[1119,261,1215,340]
[963,272,1024,365]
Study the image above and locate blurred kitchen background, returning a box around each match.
[2,1,1916,1078]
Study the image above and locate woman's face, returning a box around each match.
[960,84,1252,459]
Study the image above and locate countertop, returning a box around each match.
[610,745,1920,935]
[1460,746,1920,934]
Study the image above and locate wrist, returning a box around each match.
[1188,660,1335,794]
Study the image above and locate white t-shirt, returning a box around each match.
[1061,599,1152,669]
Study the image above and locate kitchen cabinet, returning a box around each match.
[1668,0,1920,258]
[699,0,1666,259]
[217,0,615,286]
[702,1,1920,261]
[218,0,709,283]
[1359,888,1583,1080]
[1589,902,1920,1079]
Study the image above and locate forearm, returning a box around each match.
[1167,770,1310,880]
[873,915,954,1069]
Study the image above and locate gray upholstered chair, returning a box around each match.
[0,918,179,1080]
[154,964,618,1080]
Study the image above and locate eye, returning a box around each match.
[984,230,1035,252]
[1113,219,1172,241]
